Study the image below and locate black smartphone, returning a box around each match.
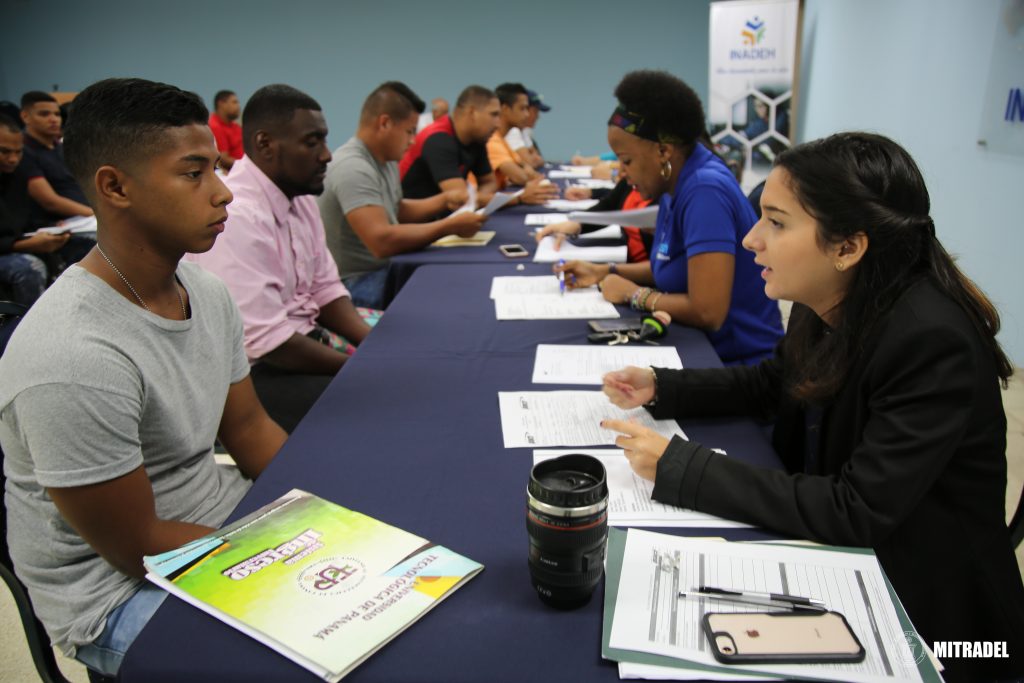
[587,318,642,333]
[702,611,866,665]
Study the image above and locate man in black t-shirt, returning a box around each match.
[399,85,499,207]
[20,91,93,228]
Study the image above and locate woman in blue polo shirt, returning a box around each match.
[557,70,782,365]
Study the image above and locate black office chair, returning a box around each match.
[0,302,114,683]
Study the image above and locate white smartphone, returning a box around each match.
[702,611,866,665]
[499,244,529,258]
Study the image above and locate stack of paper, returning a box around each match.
[531,344,681,385]
[524,213,570,226]
[497,390,683,448]
[533,235,627,263]
[573,178,617,190]
[544,198,600,211]
[24,214,98,236]
[603,528,942,683]
[533,450,748,528]
[548,166,593,179]
[494,292,618,321]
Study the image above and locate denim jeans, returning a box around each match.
[0,253,47,305]
[75,584,168,676]
[341,268,389,310]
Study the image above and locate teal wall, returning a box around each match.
[3,0,1021,362]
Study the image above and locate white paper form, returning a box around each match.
[498,391,684,448]
[533,235,627,264]
[548,167,593,179]
[490,276,599,299]
[534,450,752,529]
[477,189,523,216]
[531,345,682,385]
[25,215,98,236]
[573,178,617,190]
[618,661,780,681]
[524,213,570,226]
[494,292,619,320]
[545,199,599,211]
[568,205,660,229]
[609,530,926,683]
[577,224,623,240]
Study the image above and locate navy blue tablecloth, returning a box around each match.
[120,264,784,683]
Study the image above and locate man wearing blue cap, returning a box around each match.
[505,88,548,169]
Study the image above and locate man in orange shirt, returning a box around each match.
[208,90,243,173]
[485,83,556,204]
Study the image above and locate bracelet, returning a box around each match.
[639,288,653,311]
[645,366,658,408]
[647,291,663,311]
[630,287,650,311]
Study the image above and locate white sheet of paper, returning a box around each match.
[451,182,477,215]
[497,391,684,448]
[568,205,659,228]
[545,199,599,211]
[24,215,98,236]
[577,224,623,240]
[533,450,751,529]
[524,213,570,226]
[573,178,617,189]
[609,530,926,683]
[490,276,597,299]
[548,168,592,179]
[533,235,627,264]
[531,345,682,385]
[618,662,780,681]
[494,292,619,320]
[477,189,523,216]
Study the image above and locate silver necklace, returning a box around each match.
[96,245,187,319]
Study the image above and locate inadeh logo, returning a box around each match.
[742,16,766,45]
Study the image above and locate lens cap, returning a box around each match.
[528,454,607,509]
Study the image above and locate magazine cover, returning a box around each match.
[144,489,483,681]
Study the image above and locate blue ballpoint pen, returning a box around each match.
[557,258,566,296]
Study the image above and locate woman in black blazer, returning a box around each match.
[601,132,1023,683]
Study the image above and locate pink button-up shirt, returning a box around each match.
[189,155,349,361]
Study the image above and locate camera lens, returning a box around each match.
[527,454,608,609]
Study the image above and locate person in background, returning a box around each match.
[208,89,244,173]
[0,113,51,305]
[189,84,373,433]
[400,85,499,210]
[417,96,449,132]
[600,132,1024,683]
[0,77,286,678]
[485,82,557,204]
[19,91,93,227]
[318,81,485,309]
[557,70,782,366]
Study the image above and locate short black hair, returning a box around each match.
[242,84,321,157]
[213,90,236,107]
[614,70,707,147]
[455,85,495,110]
[0,113,21,134]
[20,91,57,110]
[63,78,208,197]
[360,81,425,124]
[494,83,528,108]
[0,102,22,129]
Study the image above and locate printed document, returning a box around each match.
[609,530,926,683]
[577,224,623,240]
[545,198,599,211]
[524,213,570,226]
[497,390,684,448]
[533,235,627,263]
[494,292,619,320]
[490,276,597,299]
[24,215,98,236]
[533,450,750,529]
[568,205,659,229]
[531,344,682,385]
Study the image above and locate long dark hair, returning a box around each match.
[776,132,1013,402]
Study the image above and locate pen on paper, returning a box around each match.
[680,586,826,612]
[557,259,566,296]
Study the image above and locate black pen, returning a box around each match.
[682,586,827,611]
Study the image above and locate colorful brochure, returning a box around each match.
[144,489,483,681]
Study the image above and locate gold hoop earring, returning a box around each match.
[835,261,846,272]
[660,160,672,180]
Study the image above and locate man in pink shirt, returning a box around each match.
[190,84,372,432]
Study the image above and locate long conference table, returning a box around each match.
[121,258,788,680]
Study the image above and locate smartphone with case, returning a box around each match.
[587,318,642,333]
[702,611,866,665]
[499,244,529,258]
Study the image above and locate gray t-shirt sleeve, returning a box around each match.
[228,296,250,384]
[336,160,389,216]
[8,383,143,488]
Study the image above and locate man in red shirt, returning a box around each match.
[208,90,243,173]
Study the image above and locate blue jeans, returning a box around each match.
[342,268,388,310]
[0,253,47,305]
[75,584,168,676]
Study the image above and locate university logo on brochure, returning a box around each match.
[741,16,766,45]
[298,557,367,596]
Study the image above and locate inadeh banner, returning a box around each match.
[708,0,803,194]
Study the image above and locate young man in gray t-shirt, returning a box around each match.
[316,81,485,310]
[0,78,287,677]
